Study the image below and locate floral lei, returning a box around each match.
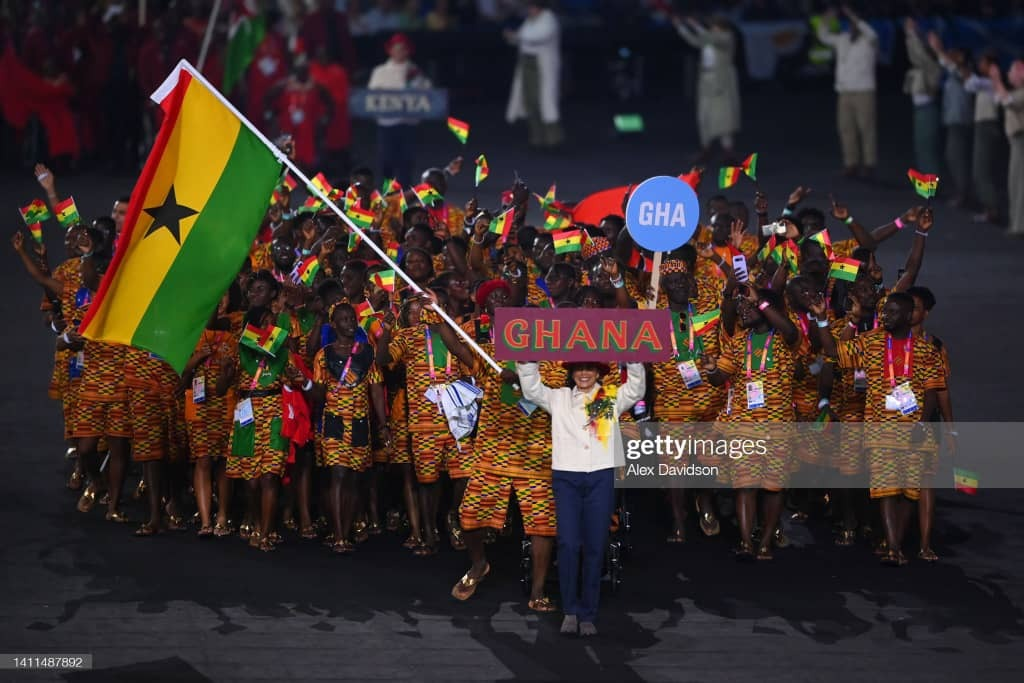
[584,384,618,446]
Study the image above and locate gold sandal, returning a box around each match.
[835,529,856,546]
[528,596,557,612]
[213,522,233,538]
[451,563,490,601]
[67,470,84,491]
[76,485,98,513]
[918,547,939,563]
[105,510,131,524]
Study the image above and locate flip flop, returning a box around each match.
[451,564,490,601]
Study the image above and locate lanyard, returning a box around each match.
[424,328,452,382]
[745,331,774,378]
[337,341,361,388]
[250,358,267,390]
[796,313,810,339]
[886,334,913,387]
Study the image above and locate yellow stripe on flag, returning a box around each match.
[83,80,240,342]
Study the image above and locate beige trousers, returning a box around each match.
[837,91,877,168]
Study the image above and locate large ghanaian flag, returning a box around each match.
[80,61,281,373]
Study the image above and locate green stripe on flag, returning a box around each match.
[130,128,280,372]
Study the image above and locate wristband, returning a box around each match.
[757,300,770,311]
[610,276,625,289]
[282,210,296,220]
[782,206,795,217]
[817,398,830,409]
[844,216,854,225]
[816,319,830,328]
[915,230,929,237]
[51,320,60,334]
[302,379,313,392]
[894,217,905,230]
[61,331,71,344]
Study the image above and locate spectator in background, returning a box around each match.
[903,19,942,176]
[300,0,357,73]
[505,1,563,149]
[310,44,352,178]
[426,0,457,31]
[963,51,1005,225]
[368,33,431,186]
[990,60,1024,237]
[816,4,878,180]
[672,13,741,166]
[264,53,333,169]
[244,12,290,124]
[928,33,974,208]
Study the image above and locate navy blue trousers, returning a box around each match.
[552,468,615,623]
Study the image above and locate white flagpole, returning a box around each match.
[153,60,503,374]
[196,0,222,71]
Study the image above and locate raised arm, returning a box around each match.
[11,232,64,297]
[515,361,554,413]
[614,362,646,414]
[890,208,931,292]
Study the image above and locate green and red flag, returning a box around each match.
[534,184,557,211]
[718,167,742,189]
[240,322,288,356]
[447,116,470,144]
[741,152,759,180]
[772,239,799,274]
[690,309,721,335]
[757,234,777,263]
[907,168,939,199]
[309,172,333,198]
[20,199,50,224]
[345,204,375,230]
[953,467,978,495]
[280,174,297,192]
[552,229,583,254]
[489,208,514,244]
[412,183,443,207]
[829,257,860,282]
[385,241,401,261]
[381,177,400,195]
[352,300,375,324]
[347,230,362,252]
[54,196,80,228]
[807,229,834,260]
[79,63,282,373]
[223,0,266,95]
[290,255,320,286]
[298,196,323,214]
[28,224,43,243]
[474,154,489,187]
[543,210,572,232]
[372,269,396,293]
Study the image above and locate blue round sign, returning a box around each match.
[625,175,700,252]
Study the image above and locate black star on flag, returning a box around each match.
[143,186,198,245]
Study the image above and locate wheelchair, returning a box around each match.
[520,491,632,596]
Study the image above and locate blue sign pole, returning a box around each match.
[625,175,700,307]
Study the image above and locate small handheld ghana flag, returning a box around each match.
[813,406,834,433]
[309,172,333,197]
[385,241,401,261]
[552,229,583,254]
[829,257,860,282]
[372,269,396,293]
[534,184,556,211]
[352,299,375,324]
[290,255,320,286]
[447,117,470,144]
[54,196,80,228]
[474,154,489,187]
[543,211,572,232]
[345,204,375,230]
[347,231,362,252]
[953,467,978,495]
[489,208,514,243]
[690,309,721,335]
[298,196,323,214]
[907,168,939,199]
[740,153,758,180]
[412,183,443,206]
[718,167,742,189]
[807,229,834,260]
[381,177,400,195]
[20,199,51,224]
[240,323,288,357]
[28,223,43,243]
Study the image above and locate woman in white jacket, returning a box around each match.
[516,360,645,636]
[504,1,563,148]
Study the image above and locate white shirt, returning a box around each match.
[816,20,878,93]
[516,362,645,473]
[367,59,432,127]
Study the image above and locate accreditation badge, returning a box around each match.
[746,380,766,410]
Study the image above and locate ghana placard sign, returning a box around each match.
[492,308,674,362]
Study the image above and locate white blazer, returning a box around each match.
[516,362,645,473]
[505,9,561,124]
